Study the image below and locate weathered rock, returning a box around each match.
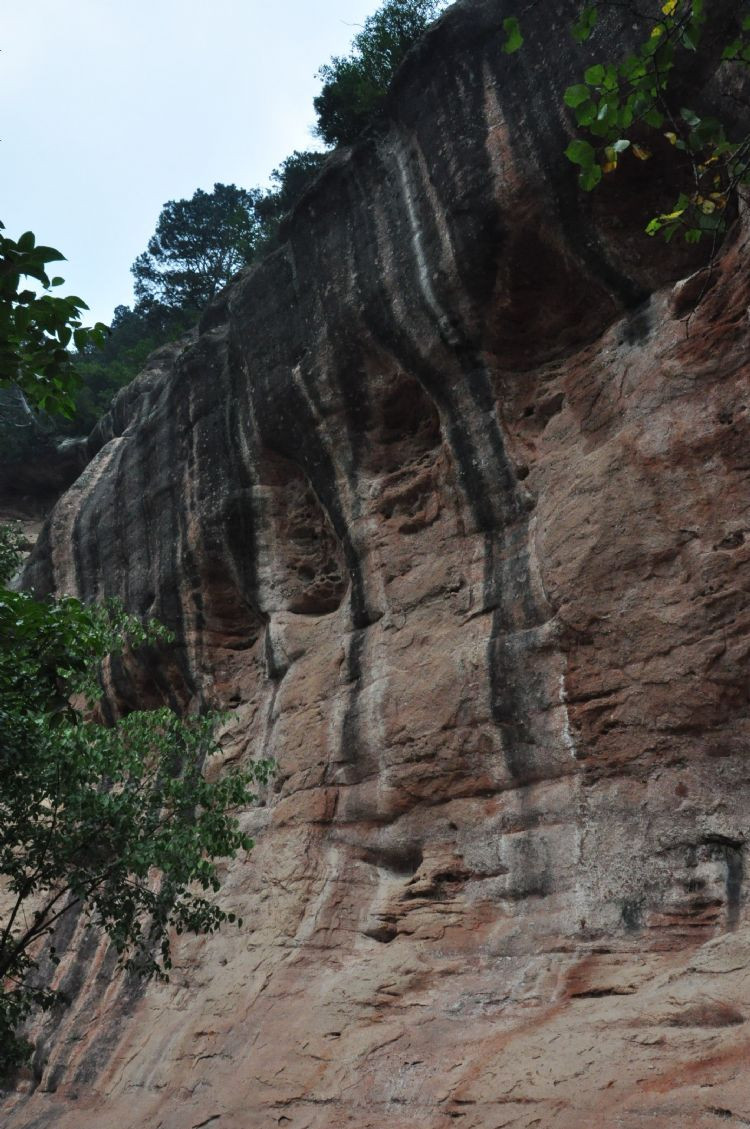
[4,1,750,1125]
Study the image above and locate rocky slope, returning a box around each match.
[4,1,750,1125]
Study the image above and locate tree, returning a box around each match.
[0,235,271,1076]
[55,303,197,438]
[131,183,264,312]
[0,523,271,1078]
[0,224,107,417]
[503,1,750,246]
[255,150,329,248]
[314,0,448,147]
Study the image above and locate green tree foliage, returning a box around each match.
[0,225,107,418]
[0,533,271,1077]
[255,150,329,246]
[505,1,750,244]
[131,182,264,312]
[56,303,196,437]
[69,165,330,435]
[0,523,24,585]
[0,255,271,1076]
[314,0,448,146]
[5,1,451,442]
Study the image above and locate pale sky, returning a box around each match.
[1,0,380,324]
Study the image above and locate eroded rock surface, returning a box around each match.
[4,1,750,1125]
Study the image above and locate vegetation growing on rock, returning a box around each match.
[313,0,448,145]
[0,297,271,1076]
[506,0,750,244]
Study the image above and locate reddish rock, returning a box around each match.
[4,1,750,1126]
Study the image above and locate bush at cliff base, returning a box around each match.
[0,523,271,1081]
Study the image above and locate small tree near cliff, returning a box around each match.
[255,150,330,247]
[0,244,271,1078]
[131,182,264,312]
[314,0,449,146]
[0,540,271,1078]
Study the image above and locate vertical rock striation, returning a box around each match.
[5,1,750,1125]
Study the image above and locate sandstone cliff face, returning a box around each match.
[5,1,750,1126]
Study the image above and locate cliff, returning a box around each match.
[4,1,750,1126]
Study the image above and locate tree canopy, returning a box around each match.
[131,182,264,312]
[0,241,271,1077]
[314,0,448,146]
[255,150,329,241]
[0,526,271,1079]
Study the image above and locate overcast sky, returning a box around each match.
[1,0,379,324]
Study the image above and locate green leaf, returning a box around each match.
[602,64,618,92]
[643,107,665,128]
[574,100,597,127]
[571,5,598,43]
[680,107,701,128]
[502,16,523,54]
[564,84,591,108]
[584,63,606,86]
[564,138,596,168]
[579,163,603,190]
[680,25,698,50]
[33,246,66,265]
[621,54,646,81]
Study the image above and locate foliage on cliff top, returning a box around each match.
[131,182,265,313]
[314,0,449,146]
[1,0,450,442]
[58,158,330,437]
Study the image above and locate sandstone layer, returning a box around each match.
[4,1,750,1126]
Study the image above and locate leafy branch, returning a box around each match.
[0,562,273,1078]
[503,1,750,244]
[0,224,108,417]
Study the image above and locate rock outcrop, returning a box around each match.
[4,1,750,1125]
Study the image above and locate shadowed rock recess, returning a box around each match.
[5,1,750,1125]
